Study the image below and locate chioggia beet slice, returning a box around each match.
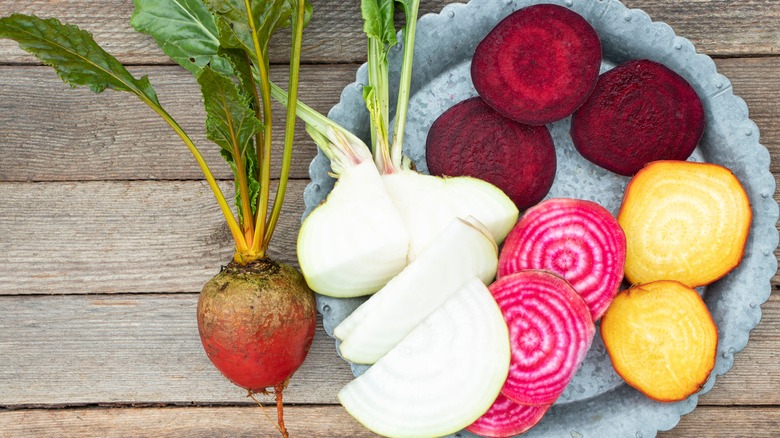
[471,4,601,125]
[618,160,751,287]
[600,280,718,402]
[571,59,705,176]
[498,198,626,320]
[426,97,556,210]
[466,392,551,437]
[489,270,595,406]
[338,278,510,438]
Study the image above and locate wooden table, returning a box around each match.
[0,1,777,436]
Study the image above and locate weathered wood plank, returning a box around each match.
[1,404,779,437]
[0,0,777,65]
[0,64,357,182]
[0,294,353,406]
[0,406,376,438]
[0,180,308,295]
[1,58,777,185]
[0,293,777,407]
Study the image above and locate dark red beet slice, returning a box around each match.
[489,270,595,406]
[571,59,706,176]
[498,198,626,321]
[466,393,550,437]
[471,4,602,125]
[426,96,556,210]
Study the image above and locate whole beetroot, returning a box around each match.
[198,260,316,437]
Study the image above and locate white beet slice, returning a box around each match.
[338,278,510,438]
[335,217,498,363]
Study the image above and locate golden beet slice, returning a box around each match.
[618,160,751,287]
[601,280,718,402]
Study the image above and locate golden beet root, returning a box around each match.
[617,160,751,287]
[601,280,718,402]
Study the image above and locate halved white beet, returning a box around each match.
[382,170,518,260]
[338,277,510,438]
[335,216,498,363]
[297,160,411,298]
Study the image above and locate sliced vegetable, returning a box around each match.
[338,277,510,438]
[618,160,751,287]
[490,270,595,406]
[600,280,718,402]
[471,4,601,125]
[498,198,626,320]
[466,393,550,438]
[382,170,517,260]
[571,59,705,176]
[297,160,411,298]
[426,96,556,210]
[335,216,498,364]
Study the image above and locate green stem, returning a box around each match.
[263,0,307,249]
[390,0,420,168]
[242,0,274,257]
[148,103,248,253]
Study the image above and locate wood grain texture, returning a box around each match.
[0,64,357,182]
[0,180,308,295]
[0,292,776,408]
[0,406,378,438]
[0,294,353,407]
[0,0,777,65]
[1,405,779,437]
[0,58,777,184]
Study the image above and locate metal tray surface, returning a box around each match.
[302,0,779,436]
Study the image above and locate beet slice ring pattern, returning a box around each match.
[471,3,602,125]
[466,392,551,438]
[489,270,595,406]
[498,198,626,321]
[425,96,556,210]
[571,59,706,176]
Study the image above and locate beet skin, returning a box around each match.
[426,96,556,211]
[571,59,706,176]
[471,4,602,125]
[197,259,316,392]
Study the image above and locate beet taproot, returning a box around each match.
[426,96,556,210]
[571,59,705,176]
[498,198,626,321]
[198,259,316,435]
[471,4,602,125]
[466,393,550,437]
[618,160,751,287]
[489,270,595,406]
[600,280,718,402]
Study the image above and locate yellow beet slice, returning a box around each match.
[618,160,751,287]
[601,280,718,402]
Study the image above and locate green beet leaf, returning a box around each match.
[0,14,159,105]
[198,67,263,220]
[130,0,233,76]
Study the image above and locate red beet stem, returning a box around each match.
[489,270,595,406]
[571,59,706,176]
[425,96,556,210]
[498,198,627,320]
[466,392,550,437]
[471,4,602,125]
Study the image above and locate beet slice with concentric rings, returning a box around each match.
[466,392,550,437]
[489,270,595,406]
[426,97,556,210]
[571,59,705,176]
[497,198,626,321]
[471,4,602,125]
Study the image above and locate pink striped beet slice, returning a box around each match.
[498,198,626,321]
[489,270,595,406]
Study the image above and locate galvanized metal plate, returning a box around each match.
[304,0,779,436]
